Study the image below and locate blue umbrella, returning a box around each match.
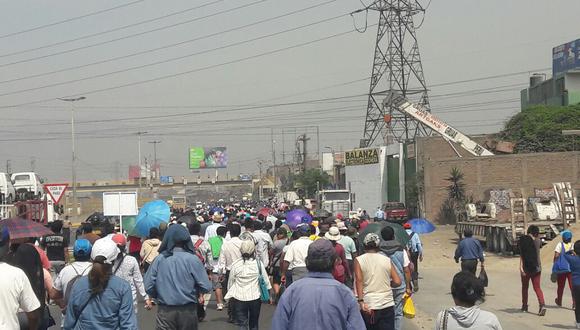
[408,218,436,234]
[135,200,170,237]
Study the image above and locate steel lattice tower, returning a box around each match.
[360,0,431,147]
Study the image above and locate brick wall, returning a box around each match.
[417,136,580,223]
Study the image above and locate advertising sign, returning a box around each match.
[189,147,228,169]
[43,184,68,204]
[553,39,580,76]
[103,192,138,217]
[345,148,379,166]
[160,176,174,185]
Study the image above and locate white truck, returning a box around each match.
[11,172,44,201]
[0,172,16,204]
[317,189,351,215]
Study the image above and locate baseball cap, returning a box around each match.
[307,239,336,261]
[0,223,10,259]
[403,223,412,229]
[111,234,127,246]
[73,239,92,258]
[562,230,573,241]
[363,233,381,247]
[91,238,120,264]
[324,226,342,241]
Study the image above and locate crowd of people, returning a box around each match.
[0,200,518,330]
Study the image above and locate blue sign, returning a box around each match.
[160,176,174,185]
[553,39,580,76]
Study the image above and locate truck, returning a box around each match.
[317,189,351,216]
[382,202,409,223]
[0,172,16,204]
[11,172,44,201]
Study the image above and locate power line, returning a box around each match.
[0,10,348,98]
[0,25,370,109]
[0,0,146,39]
[0,0,337,85]
[0,0,263,68]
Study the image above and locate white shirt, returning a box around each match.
[283,237,312,270]
[250,230,273,267]
[191,235,212,268]
[218,237,243,273]
[53,261,92,296]
[356,253,395,309]
[112,255,148,308]
[204,222,224,241]
[224,258,272,302]
[0,262,41,330]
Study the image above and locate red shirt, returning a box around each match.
[128,236,142,254]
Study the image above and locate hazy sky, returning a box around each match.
[0,0,578,182]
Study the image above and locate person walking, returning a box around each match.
[563,240,580,329]
[64,238,137,329]
[454,229,484,275]
[139,228,161,273]
[0,224,41,330]
[144,224,212,330]
[435,271,502,330]
[209,226,228,311]
[272,239,365,330]
[555,230,574,308]
[40,220,69,275]
[355,233,401,330]
[218,223,244,322]
[205,213,225,241]
[225,240,272,329]
[324,226,351,284]
[380,226,412,330]
[51,239,93,325]
[337,222,357,287]
[111,234,152,315]
[375,207,385,221]
[404,222,423,291]
[248,221,273,269]
[280,224,312,285]
[520,225,546,316]
[81,223,101,245]
[270,227,289,301]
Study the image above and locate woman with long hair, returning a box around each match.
[64,238,137,329]
[8,243,54,330]
[225,239,272,330]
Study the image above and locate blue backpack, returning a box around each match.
[552,243,571,274]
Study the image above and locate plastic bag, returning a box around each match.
[478,268,489,287]
[403,293,416,319]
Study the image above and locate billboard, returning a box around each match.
[189,147,228,169]
[345,148,379,166]
[553,39,580,76]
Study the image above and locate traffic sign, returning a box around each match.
[44,184,68,204]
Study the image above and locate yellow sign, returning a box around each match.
[345,148,379,166]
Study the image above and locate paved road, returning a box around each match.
[50,297,420,329]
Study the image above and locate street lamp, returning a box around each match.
[136,132,148,188]
[58,96,86,218]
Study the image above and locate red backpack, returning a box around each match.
[194,239,205,264]
[332,243,347,283]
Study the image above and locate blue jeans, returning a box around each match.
[393,288,405,330]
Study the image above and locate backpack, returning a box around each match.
[208,236,223,260]
[332,244,347,283]
[63,265,88,312]
[194,239,205,264]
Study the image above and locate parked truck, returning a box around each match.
[317,189,351,216]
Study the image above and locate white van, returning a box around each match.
[0,173,16,203]
[11,172,44,200]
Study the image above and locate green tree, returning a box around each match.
[438,167,467,224]
[498,104,580,153]
[294,169,330,198]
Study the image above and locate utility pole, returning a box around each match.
[5,160,11,174]
[30,157,36,172]
[257,160,264,200]
[149,140,162,181]
[297,134,310,173]
[136,132,148,188]
[271,128,277,193]
[59,96,86,218]
[357,0,431,146]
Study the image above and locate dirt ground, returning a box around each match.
[408,225,578,330]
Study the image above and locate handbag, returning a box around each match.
[478,268,489,287]
[552,243,571,274]
[257,260,270,303]
[403,293,416,319]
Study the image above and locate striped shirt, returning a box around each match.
[224,258,271,302]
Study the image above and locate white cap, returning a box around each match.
[91,238,120,264]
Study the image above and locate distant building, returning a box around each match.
[521,39,580,109]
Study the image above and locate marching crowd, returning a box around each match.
[0,201,512,330]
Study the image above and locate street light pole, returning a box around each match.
[149,140,162,181]
[58,96,86,218]
[136,132,148,188]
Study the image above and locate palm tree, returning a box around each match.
[446,167,466,202]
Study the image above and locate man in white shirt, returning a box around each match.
[281,225,312,286]
[0,224,41,330]
[248,221,273,267]
[217,223,243,322]
[204,213,225,241]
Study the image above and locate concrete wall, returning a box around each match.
[416,136,580,223]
